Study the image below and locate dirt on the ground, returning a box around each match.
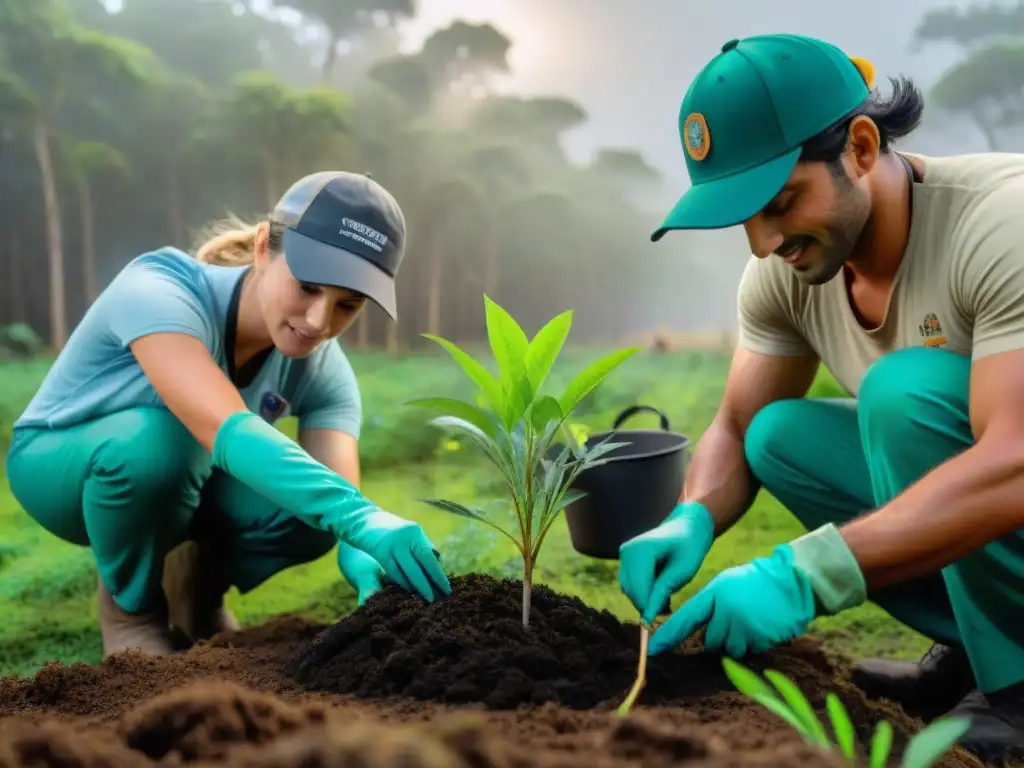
[0,574,985,767]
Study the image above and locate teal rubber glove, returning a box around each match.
[619,501,715,626]
[337,542,385,606]
[648,523,867,657]
[213,410,451,603]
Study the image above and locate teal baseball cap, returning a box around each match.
[652,33,875,240]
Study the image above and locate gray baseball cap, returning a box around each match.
[272,171,407,320]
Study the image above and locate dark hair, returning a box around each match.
[799,75,924,170]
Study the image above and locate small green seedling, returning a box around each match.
[722,658,971,767]
[408,296,642,628]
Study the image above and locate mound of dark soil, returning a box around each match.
[0,574,986,768]
[286,574,828,711]
[286,573,696,708]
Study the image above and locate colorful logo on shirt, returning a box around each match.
[259,392,291,423]
[918,313,947,348]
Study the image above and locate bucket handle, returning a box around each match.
[613,405,671,431]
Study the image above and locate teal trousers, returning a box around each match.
[4,407,337,614]
[744,347,1024,694]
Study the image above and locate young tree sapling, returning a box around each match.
[408,296,642,628]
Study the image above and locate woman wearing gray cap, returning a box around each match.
[5,170,451,658]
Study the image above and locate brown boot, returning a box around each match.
[96,576,176,658]
[163,540,240,645]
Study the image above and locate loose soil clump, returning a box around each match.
[0,574,984,767]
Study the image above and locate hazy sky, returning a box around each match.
[388,0,988,329]
[397,0,978,196]
[98,0,989,329]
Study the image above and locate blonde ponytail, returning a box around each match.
[192,213,264,266]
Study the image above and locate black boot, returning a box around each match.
[851,643,976,721]
[944,685,1024,766]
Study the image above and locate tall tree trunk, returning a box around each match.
[168,167,185,245]
[0,240,9,324]
[78,174,99,304]
[263,154,278,211]
[8,229,23,323]
[974,116,1000,152]
[356,309,369,349]
[425,233,442,336]
[322,33,341,84]
[33,117,66,350]
[483,232,499,298]
[386,319,399,356]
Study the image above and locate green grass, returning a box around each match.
[0,349,929,678]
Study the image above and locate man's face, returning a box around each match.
[742,158,871,285]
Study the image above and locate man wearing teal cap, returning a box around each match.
[617,32,1024,762]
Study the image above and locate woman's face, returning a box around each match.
[254,226,367,358]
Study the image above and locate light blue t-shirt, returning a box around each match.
[14,247,361,437]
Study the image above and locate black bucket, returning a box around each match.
[562,405,690,560]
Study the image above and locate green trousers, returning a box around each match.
[5,407,337,614]
[744,346,1024,694]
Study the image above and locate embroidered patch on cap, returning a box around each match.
[683,113,711,161]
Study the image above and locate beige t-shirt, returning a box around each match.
[737,152,1024,396]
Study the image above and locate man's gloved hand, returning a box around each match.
[337,542,386,606]
[647,523,867,657]
[347,509,451,603]
[619,501,716,626]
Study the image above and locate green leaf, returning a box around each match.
[557,346,643,415]
[422,333,506,417]
[417,498,523,552]
[417,497,490,521]
[406,396,499,439]
[869,720,893,768]
[721,661,811,739]
[484,295,530,380]
[722,659,786,709]
[429,415,507,469]
[553,488,587,511]
[484,296,532,426]
[825,693,857,760]
[525,309,572,393]
[751,692,814,738]
[763,670,831,748]
[529,395,563,434]
[579,437,630,467]
[900,716,971,768]
[533,439,576,529]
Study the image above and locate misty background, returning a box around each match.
[1,0,1019,354]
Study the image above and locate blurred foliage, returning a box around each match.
[0,0,680,355]
[915,1,1024,152]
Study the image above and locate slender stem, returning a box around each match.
[523,429,536,541]
[522,553,533,628]
[617,626,649,716]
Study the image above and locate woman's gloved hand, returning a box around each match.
[345,509,451,603]
[618,501,716,626]
[337,542,386,606]
[212,411,452,604]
